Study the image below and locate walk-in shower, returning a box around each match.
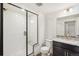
[3,3,38,56]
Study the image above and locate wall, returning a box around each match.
[44,11,60,40]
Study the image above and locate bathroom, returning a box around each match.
[0,3,79,56]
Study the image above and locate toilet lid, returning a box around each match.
[41,46,49,51]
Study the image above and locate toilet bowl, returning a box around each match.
[40,46,49,56]
[40,39,53,56]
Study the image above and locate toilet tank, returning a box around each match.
[46,39,53,55]
[46,39,53,48]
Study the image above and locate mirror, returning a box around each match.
[65,21,76,37]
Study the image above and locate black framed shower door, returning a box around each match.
[3,3,39,56]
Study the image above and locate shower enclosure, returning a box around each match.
[3,3,38,56]
[28,11,38,55]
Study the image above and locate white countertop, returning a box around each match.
[52,38,79,46]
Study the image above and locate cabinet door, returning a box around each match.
[53,46,65,56]
[68,51,79,56]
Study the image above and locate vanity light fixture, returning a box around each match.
[69,8,73,12]
[64,8,72,13]
[64,9,67,13]
[66,8,70,12]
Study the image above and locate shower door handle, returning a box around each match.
[24,31,26,36]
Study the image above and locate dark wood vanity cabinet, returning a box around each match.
[68,50,79,56]
[53,46,66,56]
[53,41,79,56]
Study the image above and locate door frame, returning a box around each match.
[0,3,3,56]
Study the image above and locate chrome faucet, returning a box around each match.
[64,33,71,39]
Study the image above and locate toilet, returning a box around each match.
[40,39,53,56]
[40,46,50,56]
[46,39,53,55]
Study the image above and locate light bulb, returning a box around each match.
[69,8,73,12]
[64,9,67,13]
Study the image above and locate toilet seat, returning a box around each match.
[40,46,50,56]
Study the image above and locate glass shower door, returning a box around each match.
[28,12,38,55]
[3,3,38,56]
[3,3,26,56]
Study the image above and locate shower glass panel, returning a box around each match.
[28,12,38,55]
[3,4,26,56]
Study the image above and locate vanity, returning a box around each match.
[53,38,79,56]
[54,9,79,56]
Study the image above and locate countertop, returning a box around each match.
[52,38,79,46]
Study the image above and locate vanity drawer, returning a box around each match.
[53,41,79,53]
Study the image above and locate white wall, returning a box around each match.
[44,12,60,39]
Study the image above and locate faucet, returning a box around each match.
[64,32,71,40]
[64,33,68,39]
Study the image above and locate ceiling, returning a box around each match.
[15,3,77,14]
